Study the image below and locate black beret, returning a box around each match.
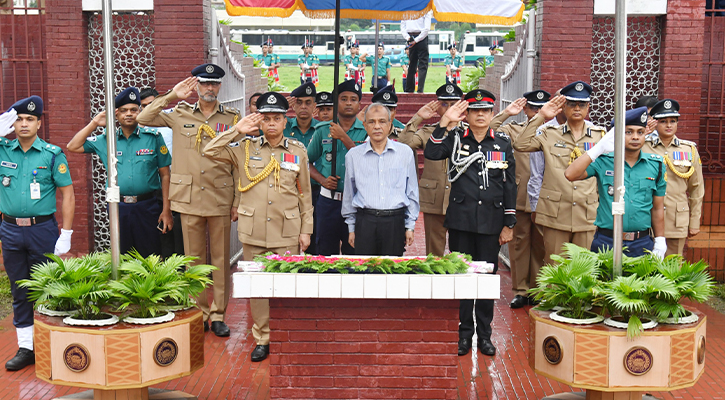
[115,87,141,108]
[291,82,316,98]
[9,95,43,117]
[191,63,225,82]
[256,92,289,113]
[337,79,362,100]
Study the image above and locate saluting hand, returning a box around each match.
[416,101,440,120]
[505,97,527,116]
[91,111,107,128]
[645,117,657,136]
[439,100,467,130]
[539,95,565,121]
[235,113,263,135]
[173,76,198,100]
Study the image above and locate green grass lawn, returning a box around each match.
[273,65,462,93]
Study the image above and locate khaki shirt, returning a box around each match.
[204,132,313,248]
[644,135,704,237]
[137,91,240,217]
[490,111,531,212]
[514,114,606,232]
[399,114,451,215]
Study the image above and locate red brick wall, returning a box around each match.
[153,0,209,98]
[269,298,459,399]
[659,0,706,142]
[45,0,92,254]
[537,0,595,93]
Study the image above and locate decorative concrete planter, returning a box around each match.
[661,310,699,325]
[549,310,604,325]
[63,313,119,327]
[233,268,500,399]
[124,311,176,325]
[529,308,706,397]
[603,316,658,331]
[37,305,78,317]
[34,309,205,399]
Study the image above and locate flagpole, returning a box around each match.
[373,19,380,91]
[101,0,120,279]
[612,0,627,277]
[330,0,341,177]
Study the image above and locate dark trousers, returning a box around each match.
[118,197,162,258]
[160,211,184,258]
[405,37,429,93]
[402,78,408,89]
[449,229,500,343]
[591,231,654,258]
[315,195,354,256]
[372,78,388,91]
[353,209,406,256]
[306,186,321,255]
[0,217,58,328]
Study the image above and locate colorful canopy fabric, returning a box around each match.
[224,0,524,25]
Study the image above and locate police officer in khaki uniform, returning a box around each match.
[137,63,240,337]
[644,99,704,256]
[489,90,549,308]
[398,83,463,256]
[513,81,605,264]
[204,92,313,362]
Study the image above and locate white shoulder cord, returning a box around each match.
[448,129,488,189]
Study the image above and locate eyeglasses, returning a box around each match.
[565,100,589,108]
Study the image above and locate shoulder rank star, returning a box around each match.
[493,144,500,150]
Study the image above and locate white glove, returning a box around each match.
[652,236,667,259]
[0,109,17,138]
[586,130,615,161]
[54,229,73,256]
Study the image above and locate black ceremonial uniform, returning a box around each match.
[424,90,516,356]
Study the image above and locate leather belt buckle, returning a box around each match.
[123,196,138,204]
[623,232,635,241]
[16,218,31,227]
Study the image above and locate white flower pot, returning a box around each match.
[660,310,699,325]
[63,313,119,327]
[124,311,175,325]
[550,310,604,325]
[37,304,78,317]
[603,316,658,330]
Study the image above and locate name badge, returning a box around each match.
[250,156,262,161]
[30,182,41,200]
[1,161,17,169]
[117,151,123,156]
[605,170,614,176]
[184,124,195,128]
[322,139,332,144]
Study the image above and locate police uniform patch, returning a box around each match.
[268,95,277,104]
[205,65,215,73]
[325,153,332,162]
[608,185,614,196]
[664,100,672,109]
[160,145,168,155]
[27,102,36,112]
[129,92,137,101]
[86,136,97,142]
[537,92,544,99]
[575,83,584,92]
[446,85,454,94]
[640,112,647,124]
[58,163,68,174]
[305,86,312,95]
[475,93,483,101]
[383,93,391,100]
[321,93,328,100]
[2,176,10,187]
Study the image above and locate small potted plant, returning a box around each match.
[18,253,117,325]
[651,254,714,324]
[109,251,215,324]
[529,243,604,325]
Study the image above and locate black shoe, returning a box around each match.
[510,295,529,309]
[5,348,35,371]
[251,344,270,362]
[457,338,471,356]
[479,339,496,356]
[529,297,540,306]
[203,321,209,332]
[211,321,230,337]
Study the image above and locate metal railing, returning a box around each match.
[209,18,247,263]
[499,10,535,123]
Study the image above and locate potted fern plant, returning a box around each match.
[109,251,216,324]
[18,252,117,326]
[528,243,604,325]
[651,254,714,324]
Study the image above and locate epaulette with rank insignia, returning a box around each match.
[177,101,194,109]
[680,139,698,148]
[496,132,510,141]
[288,139,305,149]
[140,127,159,135]
[44,142,63,155]
[0,138,12,146]
[228,142,240,148]
[242,136,259,142]
[649,153,664,161]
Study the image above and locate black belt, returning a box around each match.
[359,207,405,217]
[3,214,53,227]
[408,32,421,37]
[598,228,650,241]
[120,192,155,204]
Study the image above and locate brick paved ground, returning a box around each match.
[0,214,723,399]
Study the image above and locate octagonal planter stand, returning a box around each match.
[529,308,706,400]
[33,309,205,400]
